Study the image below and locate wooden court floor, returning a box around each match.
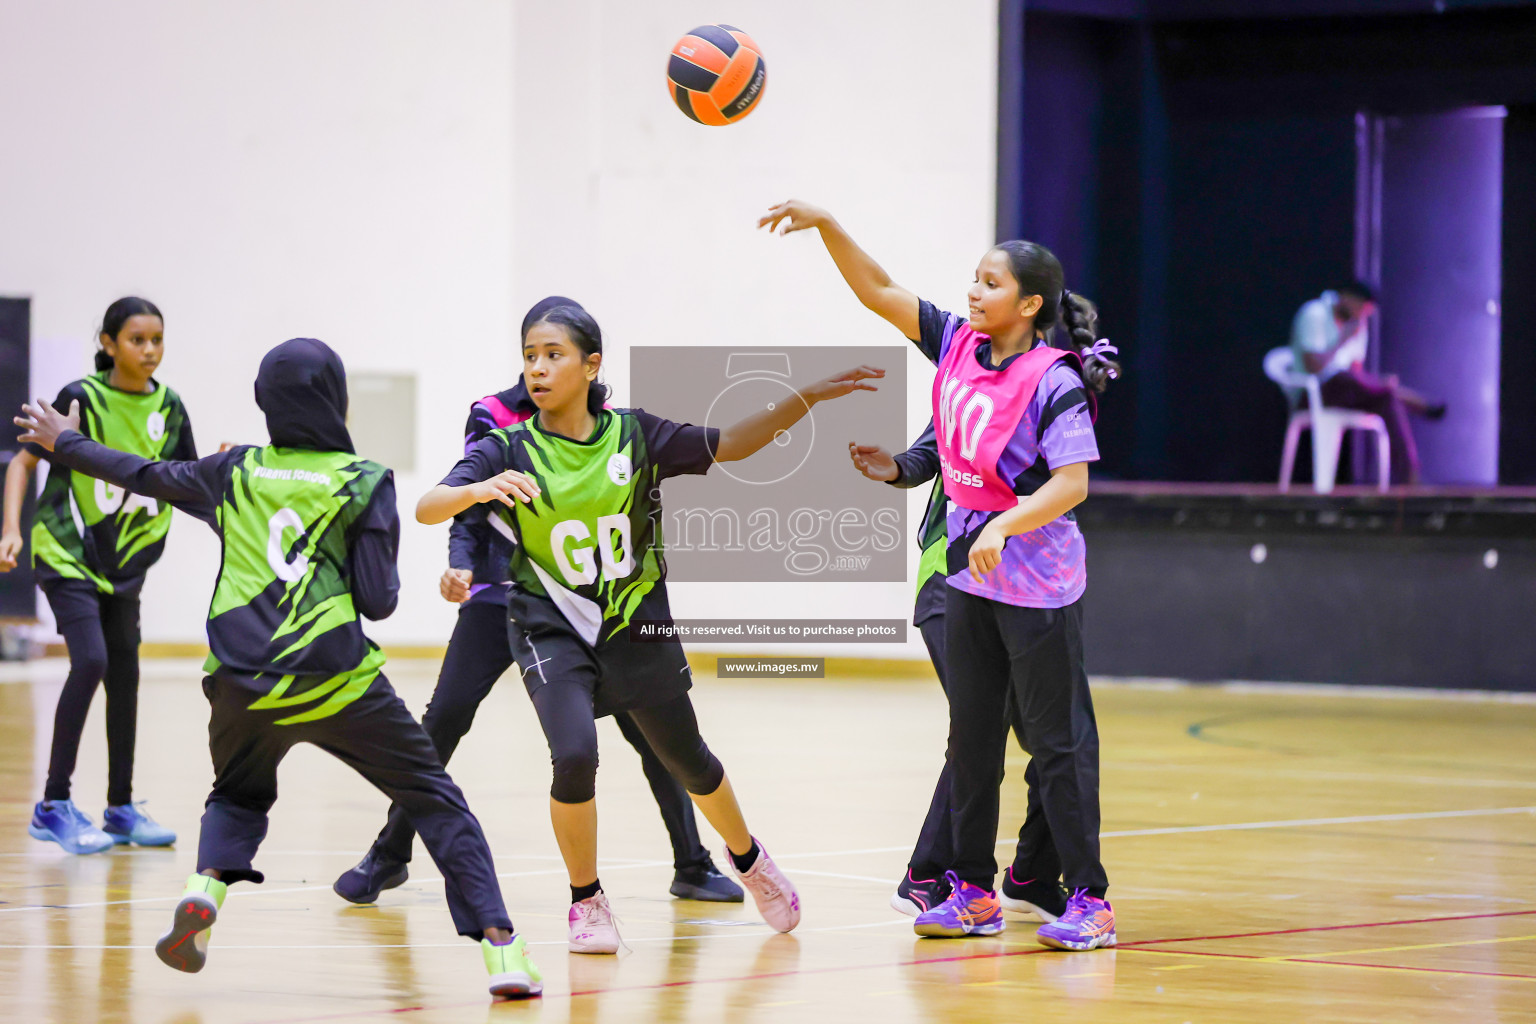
[1,658,1533,1024]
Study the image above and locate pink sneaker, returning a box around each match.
[725,839,801,933]
[568,891,621,954]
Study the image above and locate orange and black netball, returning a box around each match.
[666,24,766,126]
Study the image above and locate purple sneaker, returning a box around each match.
[913,871,1005,938]
[1035,889,1116,951]
[890,869,952,917]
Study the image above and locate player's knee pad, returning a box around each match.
[549,747,599,804]
[678,751,725,797]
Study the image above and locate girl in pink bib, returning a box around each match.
[763,199,1122,952]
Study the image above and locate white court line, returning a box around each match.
[770,805,1536,859]
[785,868,896,885]
[0,859,674,914]
[5,806,1530,914]
[1095,805,1536,839]
[0,917,911,951]
[1100,761,1536,790]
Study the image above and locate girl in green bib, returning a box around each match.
[420,303,883,953]
[1,297,194,854]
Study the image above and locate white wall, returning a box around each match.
[2,0,516,644]
[512,0,998,657]
[3,0,997,654]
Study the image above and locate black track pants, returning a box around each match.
[197,670,512,940]
[907,615,1061,885]
[944,588,1107,896]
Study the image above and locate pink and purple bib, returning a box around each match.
[933,323,1075,511]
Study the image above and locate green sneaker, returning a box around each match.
[482,933,543,999]
[156,874,227,973]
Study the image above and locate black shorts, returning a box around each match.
[507,587,692,717]
[42,577,141,632]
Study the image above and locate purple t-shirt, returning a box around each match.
[916,301,1099,609]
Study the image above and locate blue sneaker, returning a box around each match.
[102,802,177,847]
[29,800,114,855]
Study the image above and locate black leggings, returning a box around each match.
[42,582,141,806]
[374,599,713,870]
[533,685,724,804]
[509,609,724,804]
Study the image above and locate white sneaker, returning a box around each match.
[567,891,621,954]
[726,839,801,933]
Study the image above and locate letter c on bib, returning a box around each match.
[94,478,125,514]
[266,507,310,583]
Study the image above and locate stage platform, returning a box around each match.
[1078,481,1536,692]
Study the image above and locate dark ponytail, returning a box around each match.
[990,241,1121,393]
[527,304,610,416]
[96,296,163,372]
[1059,290,1120,393]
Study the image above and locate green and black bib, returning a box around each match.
[30,372,194,595]
[202,447,392,722]
[448,409,716,648]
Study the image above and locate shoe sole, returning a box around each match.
[669,882,745,903]
[333,865,409,905]
[568,942,620,955]
[1036,930,1117,951]
[489,972,543,998]
[156,895,218,972]
[104,831,177,848]
[750,897,800,933]
[28,824,113,855]
[999,895,1062,923]
[914,919,1006,938]
[889,892,921,918]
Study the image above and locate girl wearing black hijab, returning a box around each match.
[16,338,543,1000]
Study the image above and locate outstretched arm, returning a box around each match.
[15,399,221,522]
[760,200,921,341]
[714,366,884,463]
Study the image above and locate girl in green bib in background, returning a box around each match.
[1,297,195,854]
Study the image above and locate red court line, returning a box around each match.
[1119,908,1536,946]
[248,909,1536,1024]
[1126,946,1536,982]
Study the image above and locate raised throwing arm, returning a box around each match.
[760,200,921,341]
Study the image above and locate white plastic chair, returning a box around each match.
[1263,347,1389,495]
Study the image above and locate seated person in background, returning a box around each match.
[1290,280,1445,485]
